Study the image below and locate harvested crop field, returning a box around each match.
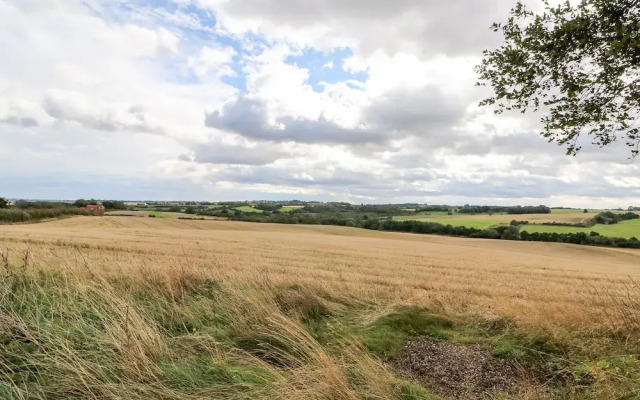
[1,216,639,399]
[2,216,638,317]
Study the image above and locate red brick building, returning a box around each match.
[83,204,105,216]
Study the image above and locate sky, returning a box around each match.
[1,0,639,207]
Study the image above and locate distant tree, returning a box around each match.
[88,199,98,205]
[73,199,88,208]
[583,208,589,213]
[185,206,197,214]
[0,197,7,209]
[103,201,127,210]
[478,0,640,156]
[506,205,551,214]
[13,200,25,209]
[501,226,521,240]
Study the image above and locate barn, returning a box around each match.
[83,204,105,216]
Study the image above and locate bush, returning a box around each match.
[592,211,639,225]
[506,205,551,214]
[102,201,127,210]
[15,200,68,209]
[500,226,521,240]
[0,209,32,223]
[0,208,90,224]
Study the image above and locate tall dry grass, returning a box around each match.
[0,245,411,399]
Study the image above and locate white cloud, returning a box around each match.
[0,0,637,207]
[43,90,163,133]
[187,45,236,78]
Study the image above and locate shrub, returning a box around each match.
[0,209,32,223]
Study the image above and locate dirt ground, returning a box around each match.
[394,337,521,399]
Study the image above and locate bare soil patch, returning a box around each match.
[394,337,522,399]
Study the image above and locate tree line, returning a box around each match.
[0,197,124,223]
[457,205,551,214]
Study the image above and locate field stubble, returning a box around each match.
[0,216,639,399]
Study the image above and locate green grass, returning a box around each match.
[277,206,304,212]
[358,306,455,359]
[392,215,503,229]
[148,211,174,218]
[396,382,445,400]
[0,270,282,399]
[233,206,264,213]
[522,219,640,239]
[157,356,275,393]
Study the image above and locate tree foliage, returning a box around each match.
[73,199,88,208]
[73,199,99,207]
[102,201,126,210]
[0,197,7,209]
[477,0,640,156]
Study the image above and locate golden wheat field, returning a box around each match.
[1,216,640,400]
[2,216,639,329]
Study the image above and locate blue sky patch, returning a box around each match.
[285,48,368,92]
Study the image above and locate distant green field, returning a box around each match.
[234,206,264,213]
[393,215,502,229]
[279,206,304,212]
[397,211,464,218]
[148,211,174,218]
[393,211,640,238]
[439,219,504,229]
[522,219,640,239]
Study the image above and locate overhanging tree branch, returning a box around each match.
[477,0,640,158]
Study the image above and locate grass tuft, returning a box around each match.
[361,306,455,359]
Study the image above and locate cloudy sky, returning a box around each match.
[1,0,638,207]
